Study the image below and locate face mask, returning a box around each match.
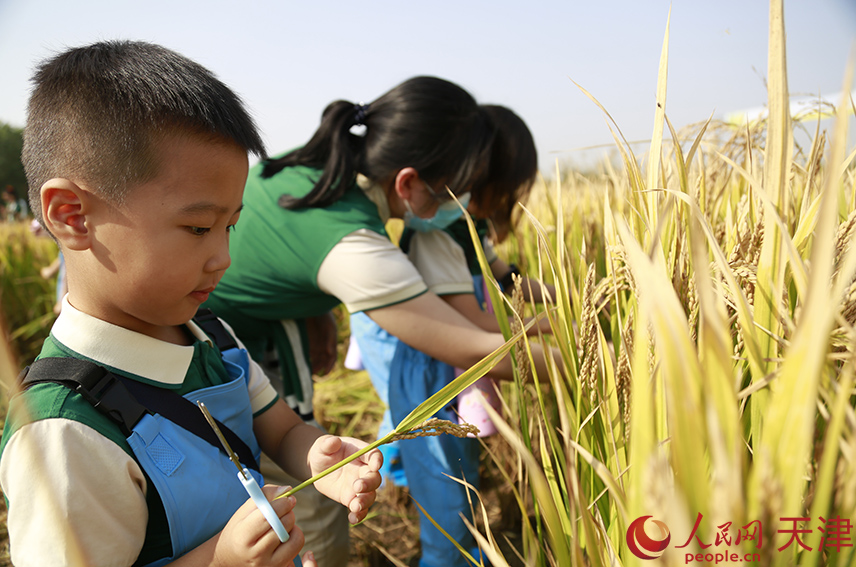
[403,185,471,233]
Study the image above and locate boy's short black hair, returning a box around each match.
[23,40,266,222]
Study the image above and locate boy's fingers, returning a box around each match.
[251,497,301,552]
[349,507,368,525]
[351,490,376,511]
[269,524,306,564]
[280,503,300,532]
[348,489,378,524]
[317,434,343,455]
[258,485,296,512]
[301,550,318,567]
[359,470,382,492]
[261,484,292,499]
[236,484,297,536]
[366,448,383,471]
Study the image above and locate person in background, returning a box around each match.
[203,76,562,567]
[3,185,26,222]
[350,104,557,567]
[31,218,67,315]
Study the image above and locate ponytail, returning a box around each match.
[267,76,495,211]
[263,100,364,209]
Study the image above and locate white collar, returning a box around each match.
[50,296,211,386]
[356,173,391,224]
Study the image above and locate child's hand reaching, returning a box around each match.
[308,436,383,524]
[209,484,304,566]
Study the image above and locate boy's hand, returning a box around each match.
[308,436,383,524]
[213,484,304,566]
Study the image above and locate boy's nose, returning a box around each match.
[206,240,232,273]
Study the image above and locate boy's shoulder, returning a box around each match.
[0,346,134,464]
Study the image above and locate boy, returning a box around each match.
[0,40,381,567]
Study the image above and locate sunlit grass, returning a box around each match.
[439,2,856,565]
[0,221,57,384]
[1,2,855,566]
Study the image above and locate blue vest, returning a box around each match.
[134,346,264,566]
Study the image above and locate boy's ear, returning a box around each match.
[41,178,92,251]
[392,167,420,201]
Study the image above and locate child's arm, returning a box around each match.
[367,291,562,381]
[441,292,503,332]
[490,258,557,304]
[39,256,61,279]
[441,292,552,336]
[252,399,382,525]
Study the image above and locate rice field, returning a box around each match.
[362,2,856,565]
[2,1,855,565]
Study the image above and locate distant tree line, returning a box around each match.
[0,121,27,204]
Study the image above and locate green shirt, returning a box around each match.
[204,162,425,401]
[401,218,493,277]
[208,163,388,329]
[0,305,277,567]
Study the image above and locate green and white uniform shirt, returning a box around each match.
[401,219,499,296]
[205,163,428,414]
[0,300,277,567]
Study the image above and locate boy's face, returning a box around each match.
[76,133,248,343]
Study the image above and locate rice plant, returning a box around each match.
[431,2,856,566]
[0,221,58,380]
[1,3,854,567]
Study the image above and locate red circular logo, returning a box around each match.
[626,515,671,560]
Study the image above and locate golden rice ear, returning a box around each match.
[456,2,856,565]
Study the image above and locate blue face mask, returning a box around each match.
[403,185,471,233]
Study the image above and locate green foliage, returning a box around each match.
[0,223,57,367]
[0,122,26,199]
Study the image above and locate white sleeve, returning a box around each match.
[317,229,428,312]
[0,419,148,567]
[482,236,499,266]
[407,231,475,296]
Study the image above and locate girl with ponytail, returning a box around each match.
[205,76,557,567]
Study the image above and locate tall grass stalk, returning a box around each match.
[411,1,856,565]
[0,222,57,381]
[2,3,854,566]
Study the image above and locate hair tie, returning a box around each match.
[350,103,369,137]
[353,103,369,126]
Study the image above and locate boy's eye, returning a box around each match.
[188,226,211,236]
[227,224,237,233]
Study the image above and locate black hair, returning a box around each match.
[478,104,538,232]
[23,39,266,222]
[265,76,495,210]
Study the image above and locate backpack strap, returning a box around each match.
[18,358,147,436]
[193,308,239,353]
[19,357,260,473]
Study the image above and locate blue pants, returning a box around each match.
[389,340,480,567]
[349,312,398,438]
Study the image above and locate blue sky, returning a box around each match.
[0,0,853,174]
